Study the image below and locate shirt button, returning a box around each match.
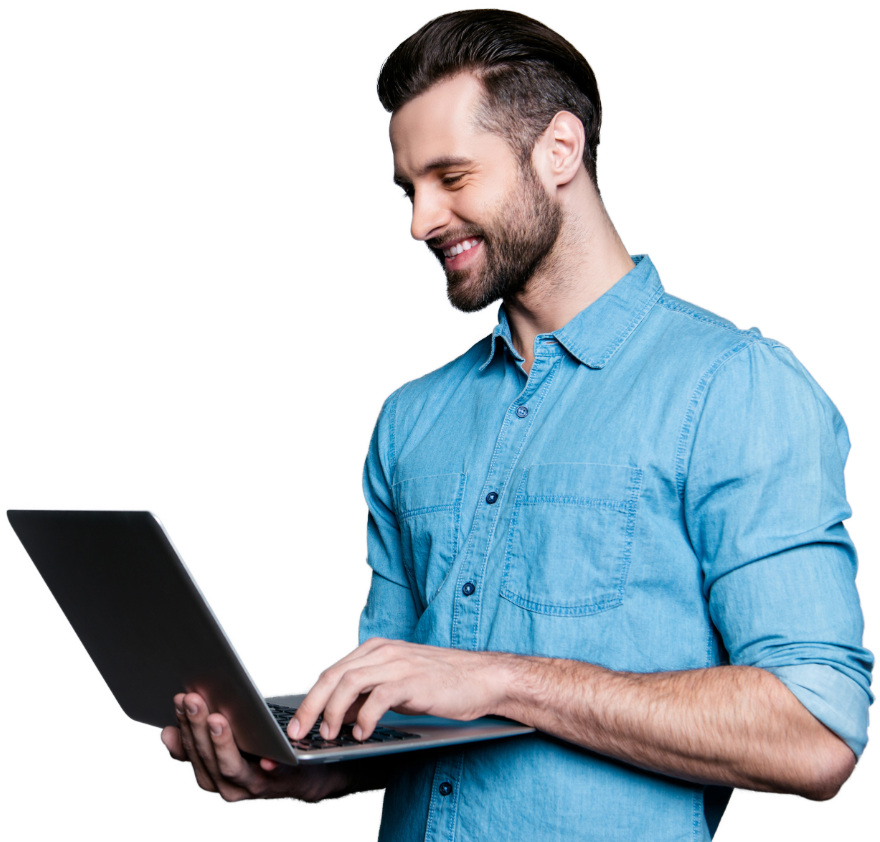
[515,405,529,418]
[485,491,499,504]
[439,781,453,797]
[462,581,476,596]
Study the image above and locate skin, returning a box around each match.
[424,156,564,316]
[163,72,857,803]
[391,73,633,373]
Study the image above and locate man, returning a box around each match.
[162,10,873,839]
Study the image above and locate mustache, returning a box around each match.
[426,227,486,252]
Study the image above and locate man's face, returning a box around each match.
[390,74,562,312]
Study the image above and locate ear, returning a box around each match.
[532,111,585,189]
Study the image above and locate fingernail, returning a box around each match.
[209,721,222,736]
[289,718,300,739]
[353,725,363,741]
[174,705,184,716]
[320,723,329,739]
[186,702,198,716]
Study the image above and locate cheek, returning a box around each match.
[453,188,504,230]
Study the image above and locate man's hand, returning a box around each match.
[288,638,507,742]
[161,692,371,803]
[288,638,855,801]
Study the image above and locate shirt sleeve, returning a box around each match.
[358,390,420,645]
[683,339,873,757]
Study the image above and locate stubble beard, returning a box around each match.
[427,162,564,314]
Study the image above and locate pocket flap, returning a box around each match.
[393,472,465,519]
[522,462,639,510]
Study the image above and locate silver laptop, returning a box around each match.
[8,510,533,765]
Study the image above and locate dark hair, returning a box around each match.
[377,10,602,187]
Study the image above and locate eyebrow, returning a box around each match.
[393,156,474,187]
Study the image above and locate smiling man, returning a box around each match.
[397,82,567,316]
[162,10,873,840]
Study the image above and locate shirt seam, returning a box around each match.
[387,387,401,483]
[658,296,754,337]
[591,285,665,367]
[674,336,765,499]
[692,786,704,842]
[561,285,664,368]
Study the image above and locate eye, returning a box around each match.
[441,174,465,187]
[400,186,414,202]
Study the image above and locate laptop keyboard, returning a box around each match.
[267,702,421,751]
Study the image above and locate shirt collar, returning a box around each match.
[480,254,663,372]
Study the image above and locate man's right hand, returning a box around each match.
[161,692,352,803]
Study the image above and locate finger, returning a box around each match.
[175,693,218,792]
[290,671,349,739]
[320,662,408,739]
[354,682,409,741]
[318,670,372,740]
[182,695,232,782]
[343,693,368,724]
[290,640,405,739]
[207,713,264,801]
[183,693,258,801]
[161,725,187,761]
[291,693,366,741]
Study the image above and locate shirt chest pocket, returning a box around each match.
[500,463,643,616]
[392,472,466,611]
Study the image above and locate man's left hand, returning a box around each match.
[287,638,508,742]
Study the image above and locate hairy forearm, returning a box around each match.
[493,656,854,800]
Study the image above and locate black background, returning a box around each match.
[3,7,869,840]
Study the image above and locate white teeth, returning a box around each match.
[444,238,479,258]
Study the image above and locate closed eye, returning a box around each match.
[397,172,466,201]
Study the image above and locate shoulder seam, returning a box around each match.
[657,293,753,335]
[387,387,400,482]
[674,336,764,498]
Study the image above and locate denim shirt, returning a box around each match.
[358,255,873,842]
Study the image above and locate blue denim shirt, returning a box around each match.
[358,255,873,841]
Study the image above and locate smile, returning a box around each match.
[442,237,482,259]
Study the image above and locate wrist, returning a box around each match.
[488,654,608,731]
[488,652,543,723]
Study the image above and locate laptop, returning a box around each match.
[7,510,533,765]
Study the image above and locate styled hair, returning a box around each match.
[377,10,602,187]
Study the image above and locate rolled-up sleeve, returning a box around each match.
[358,389,420,645]
[684,339,873,756]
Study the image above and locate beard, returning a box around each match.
[427,161,564,313]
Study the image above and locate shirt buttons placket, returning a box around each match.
[449,354,562,655]
[425,756,464,842]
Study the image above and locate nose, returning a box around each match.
[410,186,453,242]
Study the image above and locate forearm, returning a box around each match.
[493,656,855,800]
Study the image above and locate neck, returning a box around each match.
[504,182,634,373]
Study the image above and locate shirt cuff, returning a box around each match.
[767,663,872,757]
